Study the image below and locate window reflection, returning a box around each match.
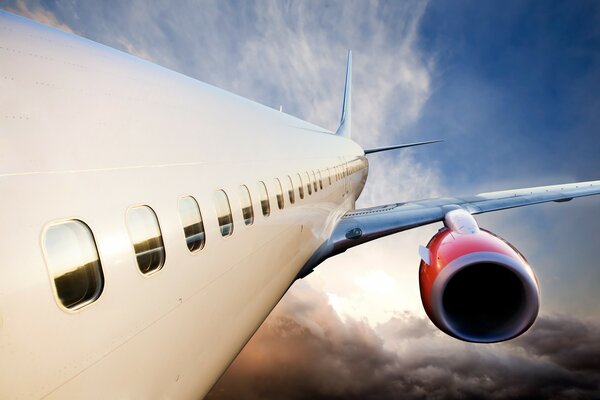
[178,196,205,252]
[259,181,271,216]
[274,178,284,210]
[43,220,104,310]
[214,190,234,237]
[127,206,166,274]
[239,185,254,225]
[287,175,295,204]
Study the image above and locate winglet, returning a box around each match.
[336,50,352,139]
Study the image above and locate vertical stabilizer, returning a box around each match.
[336,50,352,138]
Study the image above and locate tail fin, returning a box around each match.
[336,50,352,138]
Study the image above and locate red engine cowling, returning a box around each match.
[419,209,540,343]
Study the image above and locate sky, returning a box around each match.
[3,0,599,398]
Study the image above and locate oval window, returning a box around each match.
[274,178,284,210]
[214,190,234,237]
[258,181,271,216]
[178,196,205,252]
[43,220,104,310]
[287,175,295,204]
[297,173,305,199]
[239,185,254,225]
[127,206,166,274]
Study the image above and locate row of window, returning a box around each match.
[41,157,369,311]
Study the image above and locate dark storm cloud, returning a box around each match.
[513,315,600,373]
[206,283,600,400]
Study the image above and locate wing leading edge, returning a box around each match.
[296,180,600,278]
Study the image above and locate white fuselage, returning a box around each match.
[0,12,367,399]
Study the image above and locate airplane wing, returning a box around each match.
[297,180,600,278]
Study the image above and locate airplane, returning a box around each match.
[1,9,599,399]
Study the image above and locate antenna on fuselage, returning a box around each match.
[335,50,352,139]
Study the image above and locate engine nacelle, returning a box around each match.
[419,209,540,343]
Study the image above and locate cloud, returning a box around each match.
[206,282,400,400]
[513,315,600,374]
[6,0,73,33]
[207,282,600,399]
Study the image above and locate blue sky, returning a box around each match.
[416,1,600,187]
[3,1,599,398]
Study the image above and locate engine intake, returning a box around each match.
[419,209,539,343]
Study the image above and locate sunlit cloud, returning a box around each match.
[208,282,600,399]
[7,0,73,33]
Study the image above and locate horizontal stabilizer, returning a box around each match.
[364,139,443,155]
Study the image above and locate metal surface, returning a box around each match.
[298,180,600,278]
[363,139,443,155]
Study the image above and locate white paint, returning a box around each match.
[444,209,480,234]
[0,11,366,399]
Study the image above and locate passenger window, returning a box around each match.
[274,178,284,209]
[127,206,166,274]
[327,168,332,185]
[259,181,271,216]
[311,171,318,192]
[239,185,254,225]
[305,172,312,195]
[214,190,234,237]
[178,196,205,252]
[287,175,296,204]
[297,173,305,199]
[43,220,104,310]
[318,171,323,190]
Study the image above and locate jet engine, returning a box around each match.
[419,209,539,343]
